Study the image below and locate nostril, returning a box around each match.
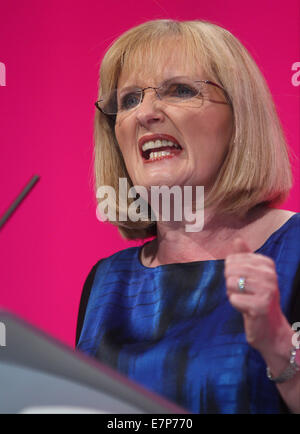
[136,110,164,125]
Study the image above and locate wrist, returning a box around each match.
[259,321,300,383]
[259,320,294,375]
[266,346,300,383]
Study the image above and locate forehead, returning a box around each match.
[117,38,207,89]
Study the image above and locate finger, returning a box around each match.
[226,271,279,297]
[226,276,255,294]
[224,262,276,281]
[225,237,252,266]
[224,262,256,279]
[225,252,275,266]
[230,237,252,255]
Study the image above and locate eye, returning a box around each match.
[167,83,199,99]
[119,91,142,110]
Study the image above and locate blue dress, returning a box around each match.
[77,213,300,413]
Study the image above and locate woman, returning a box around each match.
[76,19,300,414]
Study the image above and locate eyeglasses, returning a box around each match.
[95,76,229,117]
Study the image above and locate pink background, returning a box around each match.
[0,0,299,348]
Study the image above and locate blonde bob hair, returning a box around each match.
[93,19,293,240]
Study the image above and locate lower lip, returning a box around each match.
[143,149,182,164]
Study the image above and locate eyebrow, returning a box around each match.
[118,84,143,95]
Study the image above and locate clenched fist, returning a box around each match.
[224,238,291,355]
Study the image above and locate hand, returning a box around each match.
[224,237,290,355]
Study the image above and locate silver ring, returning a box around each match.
[237,277,246,292]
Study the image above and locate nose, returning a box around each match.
[135,88,165,126]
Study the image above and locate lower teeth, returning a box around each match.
[149,151,171,160]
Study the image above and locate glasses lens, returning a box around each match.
[119,90,143,112]
[98,89,144,115]
[160,78,202,105]
[97,78,215,114]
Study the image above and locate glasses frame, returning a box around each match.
[95,78,229,117]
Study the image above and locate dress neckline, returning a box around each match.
[137,212,299,270]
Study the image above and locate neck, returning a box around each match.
[143,204,268,266]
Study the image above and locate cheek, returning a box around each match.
[184,108,233,150]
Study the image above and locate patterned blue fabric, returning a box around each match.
[77,213,300,413]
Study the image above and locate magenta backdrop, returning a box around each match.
[0,0,299,347]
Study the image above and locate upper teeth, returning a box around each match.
[141,139,180,152]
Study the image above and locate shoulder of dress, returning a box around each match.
[276,213,300,252]
[104,245,140,261]
[92,245,141,273]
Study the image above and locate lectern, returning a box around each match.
[0,310,188,414]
